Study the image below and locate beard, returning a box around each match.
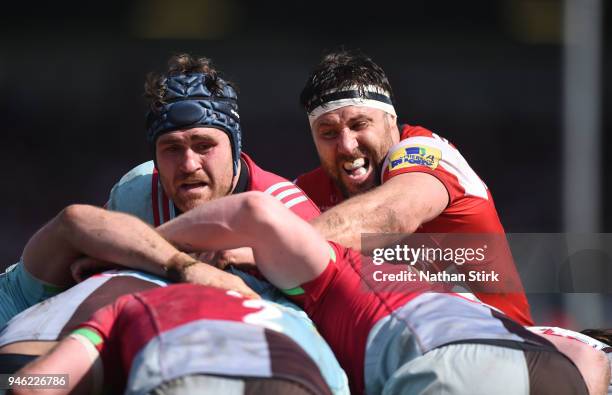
[322,132,395,198]
[319,145,384,199]
[161,170,235,213]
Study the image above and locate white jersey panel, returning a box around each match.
[381,135,488,200]
[0,271,168,347]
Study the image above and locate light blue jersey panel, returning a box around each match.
[106,161,176,225]
[0,262,64,328]
[263,301,350,395]
[228,267,350,395]
[128,295,349,395]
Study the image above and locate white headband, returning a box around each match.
[307,85,396,126]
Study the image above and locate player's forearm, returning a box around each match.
[61,205,181,276]
[311,191,418,250]
[157,194,256,253]
[13,337,96,395]
[311,173,449,251]
[159,192,330,289]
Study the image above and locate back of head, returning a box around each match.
[145,54,242,175]
[299,50,395,114]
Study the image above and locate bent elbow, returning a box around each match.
[57,204,90,230]
[399,215,421,234]
[238,192,285,232]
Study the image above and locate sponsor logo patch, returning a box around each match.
[389,145,441,171]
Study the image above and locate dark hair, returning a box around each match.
[299,50,394,112]
[144,53,237,111]
[581,328,612,346]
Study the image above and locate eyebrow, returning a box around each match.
[189,134,216,143]
[157,136,183,146]
[348,114,374,123]
[317,113,373,128]
[158,134,216,145]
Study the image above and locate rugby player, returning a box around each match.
[0,203,257,329]
[8,284,348,395]
[293,50,532,325]
[0,270,168,373]
[150,191,592,394]
[105,53,319,265]
[0,53,320,325]
[1,206,348,394]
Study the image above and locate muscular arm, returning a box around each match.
[23,204,258,299]
[311,172,449,250]
[23,205,178,287]
[12,336,100,395]
[158,191,331,289]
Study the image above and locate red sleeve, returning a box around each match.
[381,127,490,206]
[243,153,321,221]
[261,178,320,221]
[284,186,321,221]
[75,294,133,352]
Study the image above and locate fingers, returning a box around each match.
[212,274,261,300]
[181,263,261,299]
[235,280,261,300]
[210,248,256,270]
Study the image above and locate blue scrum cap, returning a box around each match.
[146,73,242,176]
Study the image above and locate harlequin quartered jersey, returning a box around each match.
[0,273,349,395]
[296,124,498,231]
[106,152,320,227]
[288,243,549,395]
[0,270,168,346]
[79,284,349,395]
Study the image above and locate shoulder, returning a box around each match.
[295,167,342,212]
[105,161,159,224]
[295,166,330,184]
[295,167,330,189]
[242,153,288,189]
[400,124,439,140]
[116,161,156,184]
[106,161,155,205]
[243,153,302,194]
[243,153,321,220]
[383,124,489,201]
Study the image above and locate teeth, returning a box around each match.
[354,167,367,176]
[343,158,366,171]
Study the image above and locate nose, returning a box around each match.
[179,149,202,173]
[337,130,359,156]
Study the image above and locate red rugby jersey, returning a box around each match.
[295,125,532,325]
[289,243,545,394]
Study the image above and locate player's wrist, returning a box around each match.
[164,252,199,282]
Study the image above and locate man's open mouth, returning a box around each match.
[342,157,370,179]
